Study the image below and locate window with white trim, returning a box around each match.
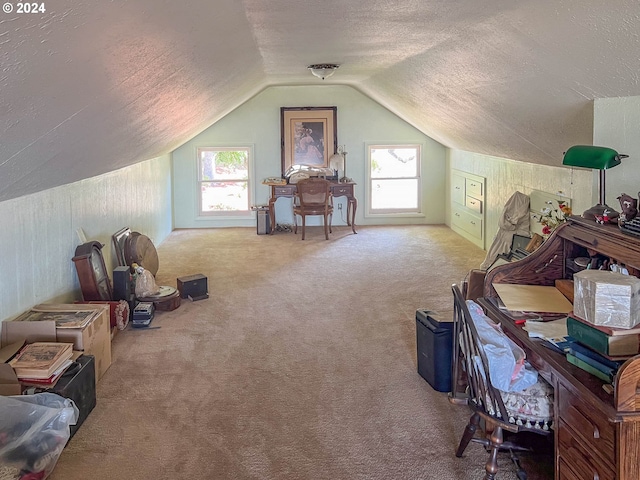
[368,145,421,214]
[197,147,252,216]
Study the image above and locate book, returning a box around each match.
[9,342,73,379]
[566,316,640,357]
[18,359,73,388]
[567,341,628,370]
[569,312,640,336]
[14,309,99,329]
[566,353,612,382]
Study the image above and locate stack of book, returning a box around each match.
[563,314,640,382]
[9,342,74,388]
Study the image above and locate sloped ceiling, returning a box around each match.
[2,0,640,202]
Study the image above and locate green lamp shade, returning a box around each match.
[562,145,623,169]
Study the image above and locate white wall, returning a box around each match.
[594,96,640,204]
[172,85,446,228]
[0,155,173,323]
[447,149,592,249]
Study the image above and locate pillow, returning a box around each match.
[487,376,554,430]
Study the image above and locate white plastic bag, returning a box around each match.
[0,393,78,478]
[466,300,538,392]
[134,265,160,298]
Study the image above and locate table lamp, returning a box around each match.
[562,145,628,220]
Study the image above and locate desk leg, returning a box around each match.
[348,196,357,234]
[268,197,277,235]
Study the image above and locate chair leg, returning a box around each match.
[301,216,306,240]
[329,212,333,233]
[484,426,503,480]
[294,213,298,234]
[456,412,480,457]
[324,214,329,240]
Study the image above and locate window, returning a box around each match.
[197,147,251,216]
[368,145,421,214]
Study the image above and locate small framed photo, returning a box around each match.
[281,106,337,175]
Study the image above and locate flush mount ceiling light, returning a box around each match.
[308,64,340,80]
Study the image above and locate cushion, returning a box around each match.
[496,376,554,430]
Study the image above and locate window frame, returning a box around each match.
[196,146,253,218]
[367,143,422,216]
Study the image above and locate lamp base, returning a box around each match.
[581,203,619,222]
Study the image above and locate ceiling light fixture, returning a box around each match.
[308,64,340,80]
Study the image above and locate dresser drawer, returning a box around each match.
[558,420,615,480]
[331,185,353,197]
[465,196,482,213]
[558,383,615,465]
[466,178,483,198]
[274,185,296,196]
[452,206,483,239]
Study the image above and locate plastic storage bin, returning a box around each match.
[416,309,454,392]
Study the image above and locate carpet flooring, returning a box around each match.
[46,225,552,479]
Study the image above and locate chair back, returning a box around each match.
[295,177,331,209]
[451,284,512,425]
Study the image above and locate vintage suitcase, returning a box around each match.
[51,355,96,438]
[416,309,454,392]
[177,274,208,300]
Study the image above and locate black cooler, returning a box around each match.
[416,309,454,392]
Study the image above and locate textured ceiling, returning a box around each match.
[2,0,640,202]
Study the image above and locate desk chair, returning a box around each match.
[450,285,553,480]
[293,177,333,240]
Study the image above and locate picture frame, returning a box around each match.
[112,227,131,266]
[281,106,337,175]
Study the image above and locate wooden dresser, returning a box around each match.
[480,216,640,480]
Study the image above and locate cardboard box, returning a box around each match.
[573,270,640,329]
[0,363,20,396]
[2,304,112,383]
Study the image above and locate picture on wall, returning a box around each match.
[281,106,337,175]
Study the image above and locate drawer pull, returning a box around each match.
[470,221,476,225]
[593,426,600,439]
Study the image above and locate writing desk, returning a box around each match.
[265,182,357,234]
[479,217,640,480]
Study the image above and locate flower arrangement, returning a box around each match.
[534,200,572,235]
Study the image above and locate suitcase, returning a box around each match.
[51,355,96,438]
[416,309,454,392]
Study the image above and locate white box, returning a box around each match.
[573,270,640,329]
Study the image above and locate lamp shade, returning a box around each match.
[562,145,624,170]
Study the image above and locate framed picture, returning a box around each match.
[281,106,337,175]
[112,226,131,266]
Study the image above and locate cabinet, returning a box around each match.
[450,170,485,248]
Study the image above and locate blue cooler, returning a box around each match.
[416,309,454,392]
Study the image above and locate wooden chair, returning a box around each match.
[450,284,553,480]
[293,177,333,240]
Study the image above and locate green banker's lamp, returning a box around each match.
[562,145,628,220]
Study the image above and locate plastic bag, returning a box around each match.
[0,393,78,478]
[134,265,160,298]
[466,300,538,392]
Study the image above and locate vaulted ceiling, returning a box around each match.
[2,0,639,202]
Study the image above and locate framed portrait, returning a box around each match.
[281,106,337,175]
